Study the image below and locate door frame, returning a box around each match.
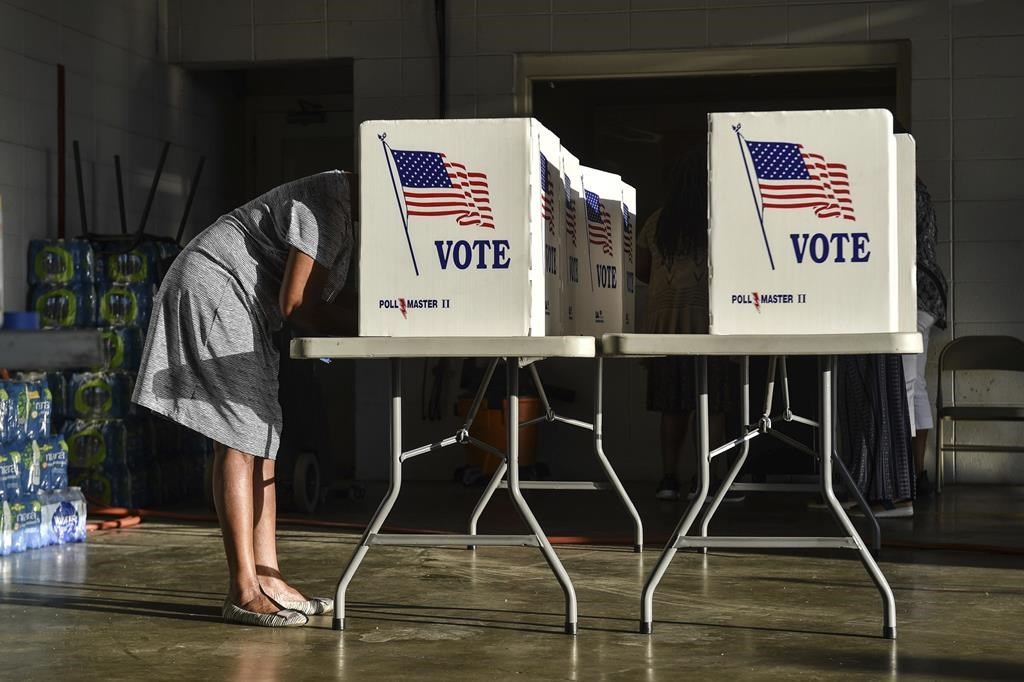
[515,42,911,123]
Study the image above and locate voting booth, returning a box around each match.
[708,109,900,335]
[559,148,586,333]
[621,181,637,332]
[895,133,918,334]
[574,166,626,335]
[358,118,561,337]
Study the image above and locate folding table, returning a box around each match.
[601,332,922,640]
[290,336,643,635]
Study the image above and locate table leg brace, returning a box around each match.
[468,357,644,552]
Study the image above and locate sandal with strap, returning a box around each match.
[222,600,309,627]
[268,594,334,616]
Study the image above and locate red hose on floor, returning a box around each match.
[86,515,142,532]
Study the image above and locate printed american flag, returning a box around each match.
[622,203,633,264]
[744,140,855,221]
[585,190,613,256]
[390,149,494,228]
[540,153,555,236]
[564,176,578,247]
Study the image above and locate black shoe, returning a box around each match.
[656,475,680,501]
[916,471,933,499]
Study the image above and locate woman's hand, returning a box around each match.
[280,248,356,336]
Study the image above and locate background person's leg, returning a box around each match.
[212,443,280,614]
[252,457,307,602]
[913,312,936,493]
[656,411,687,499]
[660,412,686,478]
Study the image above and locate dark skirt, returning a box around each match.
[837,354,915,503]
[645,356,737,415]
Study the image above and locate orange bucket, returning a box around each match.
[456,397,541,474]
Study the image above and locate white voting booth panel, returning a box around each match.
[559,148,586,334]
[358,118,560,337]
[621,182,637,332]
[895,133,918,333]
[575,166,626,335]
[708,109,899,335]
[542,137,565,335]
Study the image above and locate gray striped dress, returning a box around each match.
[132,171,353,459]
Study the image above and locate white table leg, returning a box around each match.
[503,360,579,634]
[594,357,645,552]
[819,356,897,639]
[640,356,710,633]
[332,357,405,631]
[699,356,750,545]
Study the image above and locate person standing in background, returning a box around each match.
[903,177,949,497]
[840,178,944,518]
[636,157,740,502]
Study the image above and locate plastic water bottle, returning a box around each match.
[10,494,43,552]
[39,437,69,492]
[42,489,86,545]
[0,497,12,556]
[66,488,87,543]
[19,440,42,495]
[0,445,22,500]
[39,490,56,547]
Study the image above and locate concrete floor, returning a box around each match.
[2,485,1024,681]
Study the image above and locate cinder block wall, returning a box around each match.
[167,0,1023,484]
[0,0,234,312]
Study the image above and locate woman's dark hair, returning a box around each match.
[655,152,708,264]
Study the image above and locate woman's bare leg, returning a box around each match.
[252,457,306,602]
[212,442,280,613]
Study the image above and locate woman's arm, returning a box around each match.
[280,248,356,336]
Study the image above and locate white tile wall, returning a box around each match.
[955,159,1024,201]
[788,3,869,43]
[954,35,1024,77]
[708,6,789,46]
[628,10,706,49]
[952,0,1024,38]
[555,0,629,13]
[477,0,550,15]
[953,76,1024,118]
[475,55,515,95]
[402,57,439,96]
[955,200,1024,241]
[255,22,327,61]
[1,0,232,317]
[956,241,1024,283]
[631,0,704,9]
[955,117,1024,159]
[352,21,405,59]
[477,14,551,53]
[912,78,950,119]
[162,0,1024,484]
[869,0,949,41]
[255,0,324,24]
[552,12,629,51]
